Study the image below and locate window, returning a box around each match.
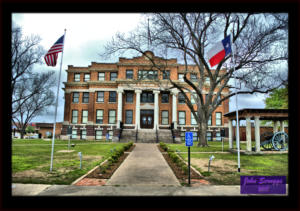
[181,132,185,141]
[163,70,170,80]
[141,92,154,103]
[109,110,116,124]
[126,92,133,103]
[72,92,79,103]
[72,129,77,139]
[98,72,105,81]
[72,110,78,124]
[191,93,196,104]
[161,111,169,125]
[126,70,133,79]
[205,77,210,85]
[95,130,102,140]
[96,110,104,124]
[84,73,90,82]
[125,110,133,124]
[208,115,212,126]
[190,73,197,82]
[216,132,221,141]
[81,130,86,140]
[74,73,80,82]
[82,110,88,124]
[191,112,197,125]
[161,93,169,103]
[138,70,158,80]
[109,91,116,102]
[110,72,117,81]
[82,92,89,103]
[206,132,212,141]
[178,73,184,82]
[193,132,198,141]
[216,112,222,126]
[108,130,113,140]
[178,111,186,125]
[178,93,185,104]
[96,91,104,102]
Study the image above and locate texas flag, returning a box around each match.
[207,35,232,67]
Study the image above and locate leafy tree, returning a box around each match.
[265,86,288,109]
[102,13,288,147]
[25,125,35,134]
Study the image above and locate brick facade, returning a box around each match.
[61,51,230,141]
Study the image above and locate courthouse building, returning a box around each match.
[61,51,229,143]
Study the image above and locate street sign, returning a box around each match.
[185,132,193,147]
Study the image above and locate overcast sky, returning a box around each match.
[12,13,267,123]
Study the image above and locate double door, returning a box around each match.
[140,110,154,129]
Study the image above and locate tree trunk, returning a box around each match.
[197,122,208,147]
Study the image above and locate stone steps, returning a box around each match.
[120,129,174,143]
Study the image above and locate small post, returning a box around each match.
[208,155,215,173]
[222,137,224,152]
[78,152,82,169]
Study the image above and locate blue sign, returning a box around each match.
[106,133,109,140]
[185,132,193,147]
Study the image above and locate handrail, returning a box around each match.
[156,125,159,143]
[119,121,124,142]
[136,126,138,142]
[171,122,175,143]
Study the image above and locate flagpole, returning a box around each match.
[50,29,66,172]
[231,31,241,172]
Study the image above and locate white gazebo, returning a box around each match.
[224,109,288,153]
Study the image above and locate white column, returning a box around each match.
[280,121,285,132]
[273,120,278,133]
[254,116,260,152]
[117,88,123,128]
[171,89,179,129]
[153,90,160,130]
[135,90,142,129]
[228,120,233,149]
[246,116,252,152]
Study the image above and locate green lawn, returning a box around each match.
[169,142,289,185]
[12,139,127,184]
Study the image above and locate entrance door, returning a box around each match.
[140,110,154,129]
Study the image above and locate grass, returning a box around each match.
[12,139,128,184]
[178,149,288,185]
[168,140,248,152]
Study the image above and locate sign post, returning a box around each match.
[185,132,193,186]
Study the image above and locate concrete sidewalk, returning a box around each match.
[106,143,180,186]
[12,183,288,196]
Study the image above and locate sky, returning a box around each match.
[12,13,268,123]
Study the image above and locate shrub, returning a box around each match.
[160,142,168,151]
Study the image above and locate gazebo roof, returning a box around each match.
[224,108,288,121]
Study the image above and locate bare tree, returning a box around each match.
[11,24,45,115]
[11,24,56,138]
[102,13,288,147]
[12,72,56,138]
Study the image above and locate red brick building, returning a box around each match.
[61,51,229,142]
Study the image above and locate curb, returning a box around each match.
[176,152,203,178]
[71,159,108,185]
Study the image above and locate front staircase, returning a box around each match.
[120,129,173,143]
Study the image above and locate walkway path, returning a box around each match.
[105,143,180,186]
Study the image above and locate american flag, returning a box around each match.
[44,35,64,66]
